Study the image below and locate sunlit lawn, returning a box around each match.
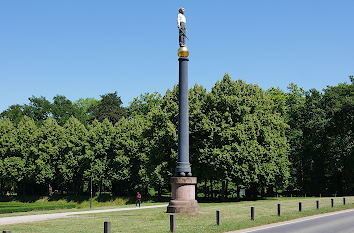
[2,196,354,233]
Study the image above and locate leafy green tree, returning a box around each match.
[74,97,99,123]
[15,116,40,195]
[51,95,89,126]
[320,79,354,194]
[0,104,26,125]
[265,87,288,117]
[267,83,307,194]
[26,96,52,122]
[1,95,91,126]
[0,118,17,158]
[0,118,21,194]
[88,92,126,124]
[36,117,63,195]
[204,74,290,197]
[74,98,99,113]
[1,157,26,194]
[85,119,115,194]
[128,92,162,118]
[188,84,219,197]
[111,117,149,195]
[0,96,52,125]
[59,117,89,194]
[267,79,354,195]
[140,88,179,196]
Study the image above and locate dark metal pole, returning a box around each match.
[216,210,221,225]
[277,204,281,216]
[331,198,334,207]
[316,200,319,209]
[175,57,192,177]
[298,202,302,212]
[170,215,176,232]
[104,221,111,233]
[343,197,346,205]
[251,206,255,220]
[90,177,93,209]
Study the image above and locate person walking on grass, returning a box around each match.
[136,192,142,207]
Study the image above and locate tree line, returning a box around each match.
[0,75,353,197]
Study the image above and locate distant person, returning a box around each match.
[136,192,142,207]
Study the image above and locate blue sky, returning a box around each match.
[1,0,353,111]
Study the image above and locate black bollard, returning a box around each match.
[104,221,111,233]
[299,202,302,212]
[343,197,346,205]
[316,200,319,209]
[331,198,334,207]
[170,215,176,232]
[216,210,221,226]
[251,206,255,220]
[277,204,281,216]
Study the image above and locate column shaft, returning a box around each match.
[175,57,191,176]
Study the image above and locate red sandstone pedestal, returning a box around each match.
[167,177,200,213]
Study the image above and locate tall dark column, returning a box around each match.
[175,57,192,177]
[167,46,199,213]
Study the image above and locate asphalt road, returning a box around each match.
[236,209,354,233]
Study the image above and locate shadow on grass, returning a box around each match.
[0,194,163,206]
[0,194,120,204]
[195,196,274,203]
[0,194,278,205]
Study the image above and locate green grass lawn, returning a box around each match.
[0,195,135,212]
[0,194,165,216]
[0,202,76,214]
[0,202,168,218]
[1,196,354,233]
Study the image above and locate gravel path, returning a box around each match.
[0,204,168,226]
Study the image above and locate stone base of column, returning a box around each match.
[167,177,200,213]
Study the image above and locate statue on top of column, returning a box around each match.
[177,8,187,47]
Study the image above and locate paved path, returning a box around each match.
[229,208,354,233]
[0,204,167,226]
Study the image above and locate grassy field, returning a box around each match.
[1,196,354,233]
[0,202,76,214]
[0,194,160,215]
[0,195,135,210]
[0,201,167,218]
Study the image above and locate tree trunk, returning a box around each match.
[99,180,102,196]
[261,186,265,197]
[224,180,229,199]
[158,185,162,197]
[0,180,3,195]
[48,183,53,196]
[145,184,149,197]
[236,186,240,199]
[210,178,214,199]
